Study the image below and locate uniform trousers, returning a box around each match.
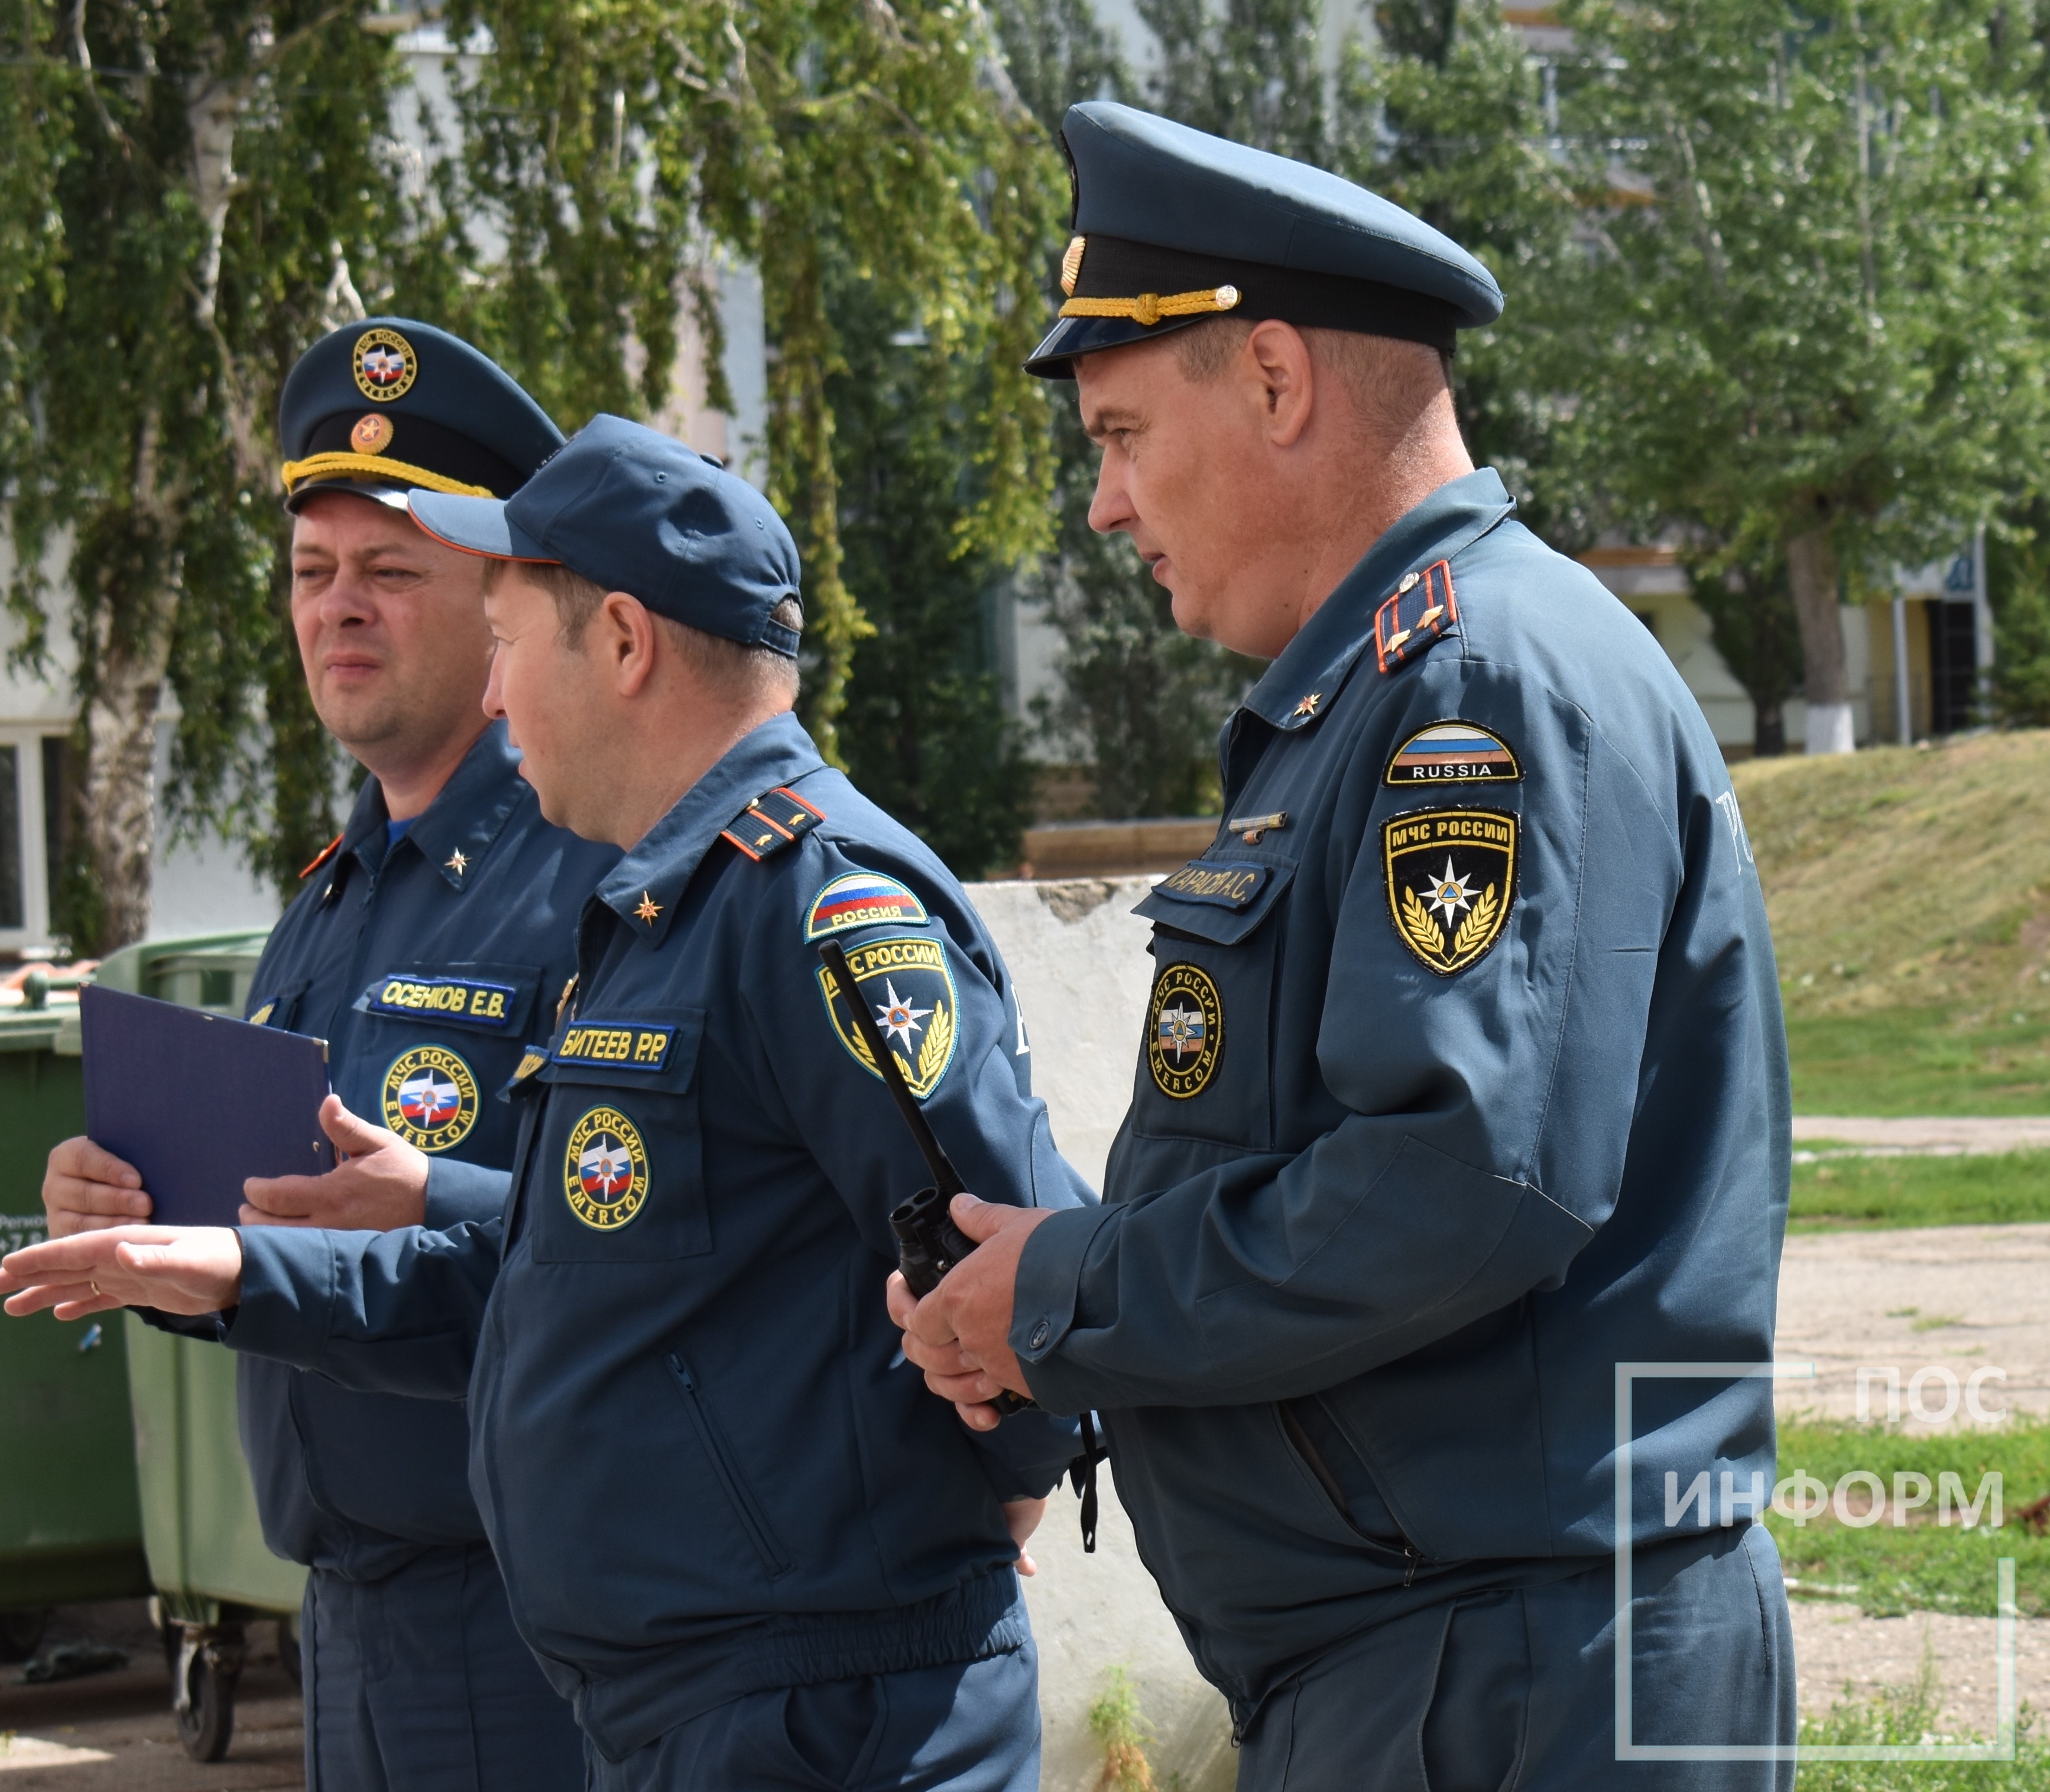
[584,1642,1040,1792]
[1237,1524,1796,1791]
[301,1542,585,1791]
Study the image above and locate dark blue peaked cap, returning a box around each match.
[409,415,804,657]
[1025,103,1504,378]
[278,317,563,510]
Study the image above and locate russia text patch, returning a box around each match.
[553,1021,677,1071]
[367,974,519,1029]
[1385,721,1521,786]
[1383,808,1517,976]
[1154,861,1271,910]
[805,871,930,939]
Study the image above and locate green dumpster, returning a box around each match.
[0,993,153,1662]
[95,932,307,1759]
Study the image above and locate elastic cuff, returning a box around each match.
[423,1157,514,1230]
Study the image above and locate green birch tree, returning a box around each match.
[1554,0,2050,751]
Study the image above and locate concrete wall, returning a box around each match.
[962,877,1237,1792]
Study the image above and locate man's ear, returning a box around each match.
[601,591,660,698]
[1242,320,1317,448]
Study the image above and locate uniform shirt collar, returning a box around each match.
[340,721,528,889]
[1243,466,1515,731]
[595,709,828,947]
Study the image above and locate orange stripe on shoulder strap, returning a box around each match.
[299,833,344,880]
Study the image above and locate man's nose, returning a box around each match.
[1086,449,1134,539]
[316,566,377,627]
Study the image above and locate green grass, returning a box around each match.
[1797,1665,2050,1788]
[1769,1419,2050,1619]
[1789,1009,2050,1117]
[1790,1149,2050,1233]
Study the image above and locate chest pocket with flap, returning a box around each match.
[1130,857,1296,1149]
[523,1010,712,1263]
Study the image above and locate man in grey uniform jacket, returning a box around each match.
[894,103,1798,1790]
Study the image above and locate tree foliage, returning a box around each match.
[1553,0,2050,734]
[2,0,410,950]
[2,0,1059,945]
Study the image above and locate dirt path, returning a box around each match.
[1795,1116,2050,1153]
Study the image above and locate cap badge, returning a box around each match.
[1060,235,1086,296]
[353,326,417,401]
[351,413,395,455]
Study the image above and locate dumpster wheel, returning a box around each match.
[170,1621,246,1762]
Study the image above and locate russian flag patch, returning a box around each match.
[804,871,931,940]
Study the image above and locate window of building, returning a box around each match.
[0,743,21,930]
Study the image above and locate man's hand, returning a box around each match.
[0,1226,244,1321]
[886,1194,1053,1431]
[241,1096,430,1231]
[43,1136,153,1237]
[1003,1496,1049,1578]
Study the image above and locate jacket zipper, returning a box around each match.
[1278,1403,1425,1585]
[665,1354,793,1576]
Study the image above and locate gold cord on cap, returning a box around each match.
[279,452,495,498]
[1059,284,1243,328]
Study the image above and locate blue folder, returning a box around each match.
[80,984,335,1227]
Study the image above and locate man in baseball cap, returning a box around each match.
[11,415,1095,1790]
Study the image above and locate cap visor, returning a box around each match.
[1023,312,1213,379]
[407,491,557,562]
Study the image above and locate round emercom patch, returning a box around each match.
[1147,963,1223,1099]
[353,326,417,401]
[563,1106,649,1232]
[382,1045,479,1152]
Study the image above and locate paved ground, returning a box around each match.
[0,1603,300,1788]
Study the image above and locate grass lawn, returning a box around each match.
[1769,1418,2050,1619]
[1790,1009,2050,1117]
[1791,1150,2050,1233]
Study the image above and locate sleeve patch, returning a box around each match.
[1383,807,1517,975]
[554,1022,677,1071]
[1375,559,1459,674]
[721,785,825,861]
[804,871,930,939]
[1153,860,1271,910]
[1385,720,1521,786]
[816,935,958,1100]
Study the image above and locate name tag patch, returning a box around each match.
[369,975,518,1028]
[1155,860,1270,909]
[554,1021,676,1071]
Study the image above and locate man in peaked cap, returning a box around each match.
[894,103,1799,1788]
[36,319,613,1788]
[4,414,1096,1791]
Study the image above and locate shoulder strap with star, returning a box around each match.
[1374,558,1461,675]
[720,785,826,862]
